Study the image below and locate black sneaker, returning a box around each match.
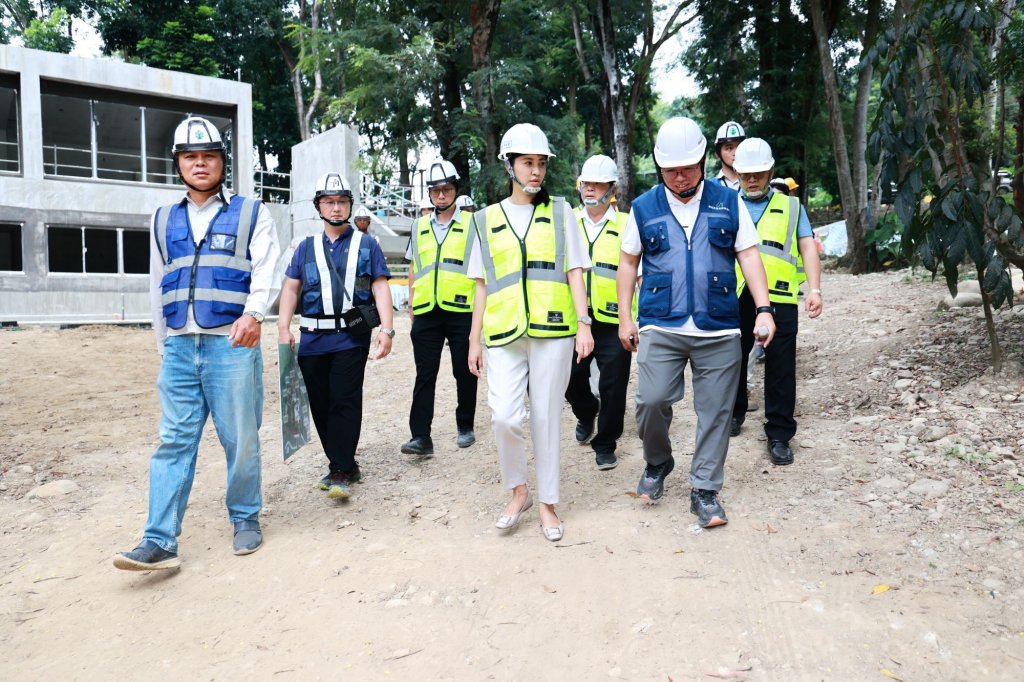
[636,456,675,501]
[768,440,794,466]
[401,436,434,457]
[113,540,181,571]
[318,473,332,491]
[456,429,476,448]
[690,488,728,528]
[595,451,618,471]
[729,417,742,437]
[326,470,354,500]
[575,416,596,444]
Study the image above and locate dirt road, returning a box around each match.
[1,272,1023,681]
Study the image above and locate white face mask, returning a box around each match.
[742,183,770,201]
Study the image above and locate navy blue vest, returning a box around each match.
[154,195,260,330]
[300,231,374,323]
[632,181,741,330]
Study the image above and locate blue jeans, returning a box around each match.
[143,334,264,552]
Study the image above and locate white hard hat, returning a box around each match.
[499,123,555,159]
[419,196,433,210]
[172,117,224,154]
[425,159,460,187]
[456,194,474,209]
[578,154,618,183]
[654,117,707,168]
[733,138,775,174]
[314,173,353,200]
[715,121,746,145]
[353,205,372,219]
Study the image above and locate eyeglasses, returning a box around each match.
[428,186,455,197]
[661,166,702,178]
[320,199,349,208]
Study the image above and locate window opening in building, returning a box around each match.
[0,223,23,271]
[47,225,150,275]
[40,81,234,188]
[0,73,19,174]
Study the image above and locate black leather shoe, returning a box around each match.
[768,440,794,466]
[575,416,596,444]
[729,417,742,437]
[401,436,434,457]
[456,430,476,448]
[636,456,675,501]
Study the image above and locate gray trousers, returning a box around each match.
[635,329,741,491]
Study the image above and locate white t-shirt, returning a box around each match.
[620,184,757,337]
[467,197,591,279]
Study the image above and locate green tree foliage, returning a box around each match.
[22,6,74,53]
[870,0,1024,369]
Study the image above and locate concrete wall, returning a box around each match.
[289,125,360,243]
[0,46,255,322]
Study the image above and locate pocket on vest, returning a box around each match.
[707,271,738,318]
[639,273,671,316]
[706,218,737,249]
[303,261,321,286]
[639,221,669,254]
[213,268,251,293]
[160,269,184,294]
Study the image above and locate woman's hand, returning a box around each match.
[575,324,594,361]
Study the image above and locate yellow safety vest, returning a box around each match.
[576,207,636,324]
[737,191,805,304]
[410,210,476,313]
[473,198,576,347]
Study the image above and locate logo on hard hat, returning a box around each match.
[727,125,739,137]
[195,130,206,141]
[328,177,341,188]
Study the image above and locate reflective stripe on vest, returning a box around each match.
[737,192,802,303]
[473,198,576,347]
[299,230,374,331]
[576,207,635,324]
[410,212,476,313]
[154,196,259,329]
[313,229,363,316]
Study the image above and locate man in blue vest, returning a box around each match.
[728,139,823,466]
[277,173,394,499]
[616,116,776,528]
[114,116,280,571]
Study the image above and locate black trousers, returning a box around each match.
[408,308,478,439]
[564,319,632,455]
[298,348,369,473]
[732,288,799,442]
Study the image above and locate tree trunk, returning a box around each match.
[809,0,866,273]
[1015,90,1024,217]
[470,0,502,203]
[591,0,634,206]
[853,0,881,234]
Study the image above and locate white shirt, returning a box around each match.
[578,204,617,243]
[149,190,280,352]
[715,173,740,190]
[405,207,463,260]
[620,184,757,337]
[467,198,591,279]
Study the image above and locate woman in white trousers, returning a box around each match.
[467,124,594,541]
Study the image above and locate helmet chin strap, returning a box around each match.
[664,167,704,201]
[506,160,541,195]
[431,195,456,212]
[316,200,351,227]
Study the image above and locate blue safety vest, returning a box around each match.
[154,195,260,329]
[299,230,374,332]
[632,181,741,331]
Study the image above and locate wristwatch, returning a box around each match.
[810,288,822,295]
[755,306,775,316]
[244,311,265,323]
[578,314,593,325]
[379,327,396,339]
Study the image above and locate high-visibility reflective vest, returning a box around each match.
[154,195,260,329]
[410,210,475,314]
[473,198,576,347]
[298,229,374,332]
[736,191,804,304]
[576,207,636,324]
